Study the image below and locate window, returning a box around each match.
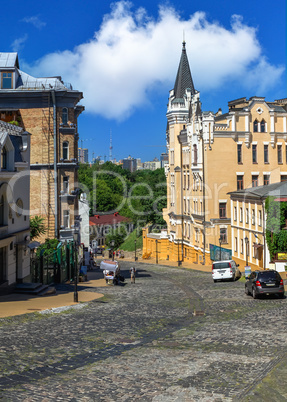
[253,120,259,132]
[183,173,186,189]
[264,145,269,163]
[252,144,257,163]
[259,210,262,226]
[0,195,4,225]
[63,176,69,193]
[281,175,287,182]
[1,72,12,89]
[1,147,7,170]
[240,207,243,222]
[193,144,198,165]
[219,203,226,219]
[235,237,237,252]
[252,209,255,225]
[246,208,249,224]
[15,198,23,217]
[278,144,283,163]
[62,108,68,125]
[237,144,242,163]
[220,228,227,243]
[241,239,244,254]
[260,119,266,132]
[237,175,244,190]
[234,206,237,221]
[264,174,270,186]
[187,174,190,190]
[63,142,69,160]
[63,210,70,228]
[252,175,258,187]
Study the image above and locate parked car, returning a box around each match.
[212,260,241,282]
[245,270,284,299]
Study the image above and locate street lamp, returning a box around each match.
[155,239,158,264]
[134,239,137,261]
[245,236,249,266]
[111,240,115,261]
[73,231,79,302]
[219,236,222,261]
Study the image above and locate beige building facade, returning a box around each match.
[144,42,287,266]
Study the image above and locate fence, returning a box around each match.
[30,242,79,285]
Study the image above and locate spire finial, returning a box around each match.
[183,31,186,49]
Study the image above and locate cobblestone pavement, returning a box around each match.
[1,262,287,401]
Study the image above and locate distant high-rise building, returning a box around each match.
[160,152,169,168]
[78,148,88,163]
[123,156,137,172]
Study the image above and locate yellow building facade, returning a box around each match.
[144,41,287,266]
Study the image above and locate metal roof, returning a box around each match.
[229,182,287,199]
[17,70,70,90]
[173,41,195,100]
[0,53,19,68]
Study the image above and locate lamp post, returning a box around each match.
[245,236,249,266]
[219,236,222,261]
[134,239,137,261]
[73,231,78,302]
[111,240,115,261]
[155,239,158,264]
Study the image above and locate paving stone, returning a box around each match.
[0,262,286,400]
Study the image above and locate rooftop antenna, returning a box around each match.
[109,129,113,161]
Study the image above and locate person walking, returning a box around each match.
[130,266,136,284]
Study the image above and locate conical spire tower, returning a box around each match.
[173,41,195,99]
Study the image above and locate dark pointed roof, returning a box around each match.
[173,41,195,99]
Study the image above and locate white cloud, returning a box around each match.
[11,34,28,52]
[22,16,46,29]
[26,1,284,120]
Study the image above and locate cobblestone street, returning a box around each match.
[1,262,287,401]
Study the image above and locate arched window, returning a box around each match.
[253,120,259,132]
[63,142,69,160]
[260,119,266,132]
[62,108,68,125]
[0,195,4,225]
[1,147,7,169]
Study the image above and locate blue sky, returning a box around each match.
[2,0,286,162]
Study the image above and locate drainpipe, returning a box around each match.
[51,91,58,239]
[262,199,266,270]
[202,129,206,265]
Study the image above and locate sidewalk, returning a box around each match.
[0,259,211,319]
[0,278,106,318]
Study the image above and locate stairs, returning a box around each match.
[14,283,56,296]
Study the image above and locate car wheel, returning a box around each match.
[278,293,284,299]
[252,287,257,299]
[213,279,217,283]
[245,285,250,296]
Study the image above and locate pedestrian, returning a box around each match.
[130,266,136,284]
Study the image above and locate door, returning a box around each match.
[0,247,6,283]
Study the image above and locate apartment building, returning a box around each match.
[0,52,84,242]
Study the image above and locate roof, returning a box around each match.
[266,103,286,113]
[89,213,130,226]
[0,53,19,68]
[229,182,287,199]
[0,120,29,162]
[17,70,70,90]
[173,41,195,99]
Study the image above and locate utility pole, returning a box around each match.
[109,130,113,161]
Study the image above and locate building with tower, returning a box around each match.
[0,52,84,242]
[143,41,287,268]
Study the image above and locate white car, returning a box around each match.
[212,260,241,282]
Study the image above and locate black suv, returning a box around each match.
[245,270,284,299]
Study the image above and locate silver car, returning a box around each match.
[212,260,241,283]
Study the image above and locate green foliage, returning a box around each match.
[265,196,287,260]
[78,162,167,229]
[105,224,130,249]
[30,215,46,240]
[36,238,59,257]
[8,120,19,126]
[120,229,143,252]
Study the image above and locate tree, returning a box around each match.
[30,216,46,240]
[265,196,287,260]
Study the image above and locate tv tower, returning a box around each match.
[109,130,113,161]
